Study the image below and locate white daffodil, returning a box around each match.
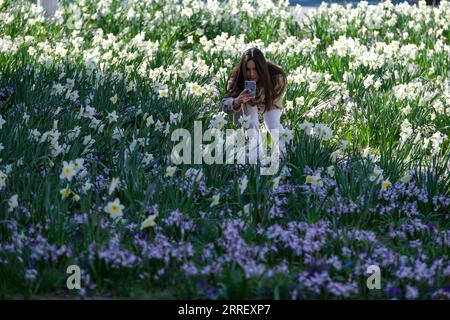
[108,177,120,195]
[7,194,18,212]
[295,96,305,106]
[104,198,125,219]
[305,174,323,188]
[110,94,118,104]
[73,158,85,174]
[142,153,154,165]
[363,74,374,89]
[400,119,413,144]
[239,175,248,194]
[72,192,81,202]
[0,115,5,129]
[299,120,313,135]
[280,128,293,143]
[166,165,177,177]
[145,115,154,127]
[140,214,157,230]
[107,111,119,123]
[60,161,76,181]
[369,165,384,183]
[158,87,169,98]
[381,180,391,191]
[285,100,294,110]
[210,114,227,130]
[82,180,93,193]
[430,131,447,155]
[326,166,335,178]
[60,186,71,200]
[82,135,92,145]
[313,123,333,141]
[399,171,413,184]
[210,194,220,207]
[154,120,165,132]
[339,140,350,150]
[238,115,252,129]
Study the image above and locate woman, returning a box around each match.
[221,48,287,160]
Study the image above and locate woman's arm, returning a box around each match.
[221,77,240,114]
[222,97,237,113]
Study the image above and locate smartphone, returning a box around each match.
[245,80,256,98]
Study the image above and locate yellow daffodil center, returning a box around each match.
[144,219,155,228]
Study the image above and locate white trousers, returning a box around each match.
[244,105,286,162]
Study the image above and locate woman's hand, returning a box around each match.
[234,89,253,106]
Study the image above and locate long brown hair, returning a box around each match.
[225,48,287,112]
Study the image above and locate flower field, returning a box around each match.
[0,0,449,299]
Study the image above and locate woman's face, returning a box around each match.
[245,60,259,82]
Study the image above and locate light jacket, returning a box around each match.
[221,74,285,125]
